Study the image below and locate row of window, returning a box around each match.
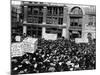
[27,6,43,15]
[47,7,63,16]
[27,25,42,38]
[27,16,43,23]
[27,6,63,16]
[27,6,63,24]
[23,6,96,26]
[46,17,63,24]
[70,18,82,27]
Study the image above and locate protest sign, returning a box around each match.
[11,37,38,57]
[11,43,24,57]
[21,37,38,53]
[43,33,57,40]
[75,38,88,43]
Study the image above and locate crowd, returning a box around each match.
[11,37,96,74]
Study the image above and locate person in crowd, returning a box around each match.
[11,37,96,74]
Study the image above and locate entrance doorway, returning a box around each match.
[69,30,81,39]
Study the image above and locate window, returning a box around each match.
[52,17,58,24]
[59,7,63,16]
[27,6,32,15]
[46,6,63,25]
[47,7,52,16]
[70,18,82,27]
[70,7,83,27]
[58,18,63,25]
[27,6,43,24]
[27,25,42,38]
[27,15,33,23]
[53,7,58,16]
[71,7,83,15]
[33,8,39,15]
[46,17,52,24]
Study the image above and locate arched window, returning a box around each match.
[71,7,83,15]
[70,7,83,27]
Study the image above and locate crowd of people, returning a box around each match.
[11,37,96,74]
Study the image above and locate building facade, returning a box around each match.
[12,1,96,40]
[11,4,23,42]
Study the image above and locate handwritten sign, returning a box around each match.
[21,37,38,53]
[75,38,88,43]
[11,37,38,57]
[43,33,57,40]
[11,43,24,57]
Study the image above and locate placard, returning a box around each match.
[43,33,57,40]
[21,37,38,53]
[11,43,24,57]
[75,38,88,43]
[11,37,38,57]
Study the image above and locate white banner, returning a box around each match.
[11,37,38,57]
[75,38,88,43]
[21,37,38,53]
[11,43,24,57]
[43,33,57,40]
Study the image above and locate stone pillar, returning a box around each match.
[23,26,27,36]
[42,6,47,24]
[62,6,67,39]
[62,28,66,38]
[64,6,70,39]
[42,27,46,38]
[82,15,88,39]
[17,8,21,22]
[23,6,28,23]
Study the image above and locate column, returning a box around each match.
[42,6,47,39]
[23,26,27,36]
[42,27,46,38]
[42,6,47,24]
[62,6,67,39]
[62,28,66,38]
[82,15,88,39]
[63,6,67,26]
[63,6,70,39]
[17,8,21,22]
[23,6,28,23]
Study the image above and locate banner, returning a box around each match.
[11,37,38,57]
[11,43,24,57]
[75,38,88,43]
[21,37,38,53]
[43,33,57,40]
